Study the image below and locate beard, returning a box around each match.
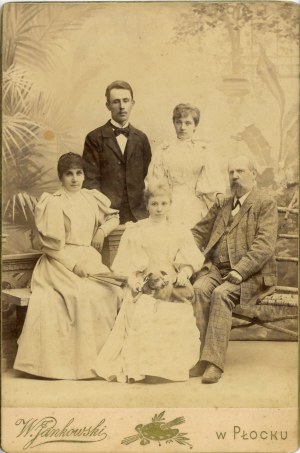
[230,181,241,194]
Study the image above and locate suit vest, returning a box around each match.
[211,213,235,264]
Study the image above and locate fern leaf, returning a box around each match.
[121,434,140,445]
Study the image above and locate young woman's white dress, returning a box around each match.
[92,218,204,382]
[147,138,226,227]
[14,188,122,379]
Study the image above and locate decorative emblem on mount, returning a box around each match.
[121,411,193,448]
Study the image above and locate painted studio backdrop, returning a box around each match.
[2,2,299,288]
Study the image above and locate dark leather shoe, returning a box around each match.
[202,364,222,384]
[189,361,207,377]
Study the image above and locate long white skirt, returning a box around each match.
[92,292,200,382]
[14,246,122,380]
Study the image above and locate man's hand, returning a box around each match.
[222,270,243,284]
[92,228,105,251]
[73,264,89,278]
[216,193,225,208]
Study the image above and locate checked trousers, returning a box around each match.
[193,264,241,371]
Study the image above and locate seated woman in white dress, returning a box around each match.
[92,183,205,383]
[146,103,226,228]
[14,153,123,380]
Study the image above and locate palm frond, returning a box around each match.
[31,92,76,153]
[2,4,43,68]
[121,434,140,445]
[16,192,29,221]
[174,432,193,448]
[4,192,38,225]
[3,65,32,105]
[3,113,40,162]
[152,411,165,422]
[164,417,185,429]
[12,195,16,223]
[3,199,12,218]
[3,123,38,163]
[4,3,99,71]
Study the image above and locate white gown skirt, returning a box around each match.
[92,293,200,382]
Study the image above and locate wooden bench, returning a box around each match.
[231,288,298,340]
[2,287,31,307]
[3,284,298,341]
[2,212,298,369]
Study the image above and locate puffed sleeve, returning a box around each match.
[111,222,149,276]
[195,144,226,195]
[35,193,65,250]
[145,142,169,185]
[83,189,120,237]
[173,226,205,273]
[35,193,77,271]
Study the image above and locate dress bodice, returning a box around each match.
[112,219,204,276]
[61,191,96,246]
[162,140,204,191]
[34,188,118,251]
[148,139,206,192]
[135,221,183,273]
[147,138,226,195]
[146,138,226,227]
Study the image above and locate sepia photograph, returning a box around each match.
[1,1,299,452]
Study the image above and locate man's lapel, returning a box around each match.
[125,125,138,164]
[204,188,257,254]
[227,189,256,233]
[221,200,232,227]
[102,121,125,162]
[204,199,232,253]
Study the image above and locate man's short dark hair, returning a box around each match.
[105,80,134,102]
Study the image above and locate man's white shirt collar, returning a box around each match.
[110,119,129,154]
[234,191,251,207]
[232,191,251,216]
[110,119,129,129]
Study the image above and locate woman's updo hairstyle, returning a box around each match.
[57,153,85,181]
[172,103,200,127]
[144,182,172,205]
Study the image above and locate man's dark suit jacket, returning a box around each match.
[192,188,278,306]
[82,121,151,220]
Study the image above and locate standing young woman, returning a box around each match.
[147,103,225,227]
[14,153,122,379]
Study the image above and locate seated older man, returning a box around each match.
[192,155,278,384]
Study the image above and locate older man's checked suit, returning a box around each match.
[192,188,278,376]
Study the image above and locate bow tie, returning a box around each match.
[113,127,130,137]
[232,199,241,210]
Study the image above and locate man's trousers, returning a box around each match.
[193,264,241,371]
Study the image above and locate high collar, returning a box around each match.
[110,119,129,129]
[233,190,251,207]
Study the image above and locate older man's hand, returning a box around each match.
[222,270,243,285]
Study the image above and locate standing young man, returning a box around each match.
[82,80,151,226]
